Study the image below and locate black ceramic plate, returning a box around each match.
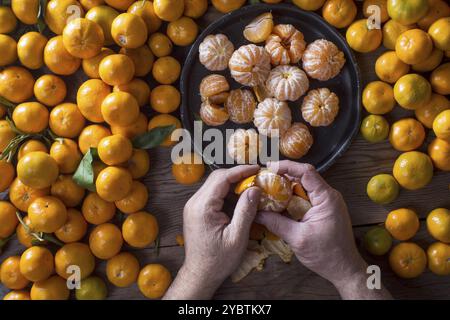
[180,3,361,173]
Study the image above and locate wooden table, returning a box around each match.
[1,4,449,300]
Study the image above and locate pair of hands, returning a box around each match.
[164,161,391,300]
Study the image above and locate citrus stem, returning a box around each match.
[16,212,64,247]
[0,233,15,249]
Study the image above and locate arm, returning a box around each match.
[164,165,262,300]
[256,161,392,300]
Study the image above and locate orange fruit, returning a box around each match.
[428,138,450,171]
[97,134,133,166]
[122,211,158,248]
[415,94,450,129]
[427,242,450,275]
[346,19,382,52]
[80,0,106,10]
[426,208,450,243]
[0,256,30,290]
[211,0,244,13]
[113,79,150,107]
[184,0,208,18]
[28,196,68,233]
[127,149,150,179]
[115,181,149,214]
[137,264,172,299]
[360,114,390,143]
[3,291,31,300]
[55,242,95,279]
[150,85,181,113]
[111,112,148,139]
[50,174,85,206]
[366,174,399,205]
[0,120,16,153]
[96,166,133,202]
[292,0,326,11]
[11,0,39,25]
[0,160,15,192]
[16,215,34,248]
[382,19,415,50]
[148,114,181,147]
[9,178,50,212]
[111,13,148,49]
[62,18,104,59]
[0,34,17,67]
[154,0,184,21]
[389,118,425,151]
[12,102,48,134]
[119,46,154,77]
[385,208,420,241]
[394,74,431,110]
[34,74,67,107]
[375,51,409,84]
[89,223,123,260]
[323,0,357,29]
[49,103,86,138]
[389,242,427,279]
[428,17,450,51]
[19,246,54,282]
[101,92,140,127]
[148,32,173,57]
[393,151,434,190]
[77,79,111,123]
[433,110,450,141]
[44,36,81,75]
[82,47,115,79]
[128,0,162,33]
[362,81,395,114]
[387,0,429,25]
[78,124,111,154]
[104,0,134,10]
[167,17,198,46]
[254,169,293,212]
[54,209,88,243]
[82,192,116,225]
[417,0,450,30]
[0,6,17,33]
[17,151,59,189]
[99,54,135,86]
[17,32,48,69]
[0,201,19,239]
[395,28,433,64]
[430,63,450,95]
[106,252,140,287]
[152,56,181,85]
[172,152,205,185]
[30,275,70,300]
[363,0,389,23]
[85,5,119,46]
[12,141,38,161]
[243,12,273,44]
[0,66,34,103]
[412,47,443,72]
[45,0,85,34]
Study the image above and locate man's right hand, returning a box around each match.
[256,161,392,300]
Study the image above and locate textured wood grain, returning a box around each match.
[1,3,449,300]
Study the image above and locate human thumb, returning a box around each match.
[229,187,261,238]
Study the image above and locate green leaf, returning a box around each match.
[73,148,97,192]
[249,0,260,4]
[36,0,47,33]
[132,125,176,149]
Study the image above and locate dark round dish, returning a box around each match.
[180,3,361,173]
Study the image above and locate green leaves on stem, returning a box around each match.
[16,211,64,248]
[36,0,47,33]
[73,148,98,192]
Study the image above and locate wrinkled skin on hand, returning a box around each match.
[164,165,261,300]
